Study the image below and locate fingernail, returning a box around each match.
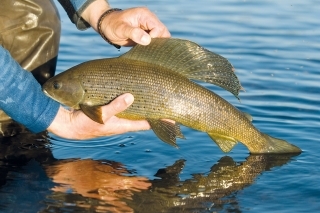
[141,35,150,45]
[124,94,134,105]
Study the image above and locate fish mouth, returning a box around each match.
[42,89,50,97]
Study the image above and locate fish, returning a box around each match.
[42,38,301,153]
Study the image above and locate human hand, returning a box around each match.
[47,93,150,140]
[81,0,171,46]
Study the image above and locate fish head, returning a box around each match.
[42,71,85,109]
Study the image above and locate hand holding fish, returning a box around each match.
[46,0,168,139]
[81,0,171,47]
[47,93,150,140]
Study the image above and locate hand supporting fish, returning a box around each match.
[43,38,301,154]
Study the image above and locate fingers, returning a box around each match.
[127,24,171,46]
[100,93,151,134]
[101,93,134,122]
[125,27,151,45]
[127,8,171,45]
[100,7,170,46]
[113,118,151,134]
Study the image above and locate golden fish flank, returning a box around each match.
[43,38,301,154]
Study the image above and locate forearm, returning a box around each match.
[57,0,110,30]
[80,0,111,31]
[0,47,60,133]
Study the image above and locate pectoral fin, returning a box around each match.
[207,132,238,152]
[147,119,185,147]
[79,104,104,124]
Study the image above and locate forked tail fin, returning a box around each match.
[251,133,301,154]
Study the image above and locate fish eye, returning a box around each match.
[53,81,62,90]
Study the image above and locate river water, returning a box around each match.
[0,0,319,212]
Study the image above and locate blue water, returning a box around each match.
[1,0,320,212]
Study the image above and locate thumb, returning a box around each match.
[101,93,134,121]
[127,27,151,45]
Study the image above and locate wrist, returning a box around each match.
[97,8,122,49]
[47,106,73,138]
[81,0,111,31]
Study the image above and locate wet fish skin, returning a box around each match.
[42,38,301,154]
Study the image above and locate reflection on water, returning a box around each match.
[46,159,151,212]
[0,131,299,213]
[45,154,298,212]
[0,133,293,212]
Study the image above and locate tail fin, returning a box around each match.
[253,133,301,154]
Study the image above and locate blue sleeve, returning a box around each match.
[0,46,60,133]
[69,0,91,11]
[58,0,107,30]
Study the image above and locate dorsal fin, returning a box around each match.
[120,38,242,98]
[243,112,253,122]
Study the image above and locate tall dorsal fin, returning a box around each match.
[120,38,242,99]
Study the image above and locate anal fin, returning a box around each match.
[80,104,104,124]
[207,132,238,152]
[147,119,184,147]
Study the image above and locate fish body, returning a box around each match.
[43,38,301,153]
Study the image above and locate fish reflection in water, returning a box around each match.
[45,153,299,212]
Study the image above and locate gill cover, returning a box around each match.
[42,70,85,109]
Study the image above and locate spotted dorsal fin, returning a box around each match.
[120,38,242,99]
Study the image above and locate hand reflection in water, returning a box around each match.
[46,159,150,212]
[45,153,299,212]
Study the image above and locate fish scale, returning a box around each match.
[43,38,301,153]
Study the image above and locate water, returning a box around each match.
[0,0,319,212]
